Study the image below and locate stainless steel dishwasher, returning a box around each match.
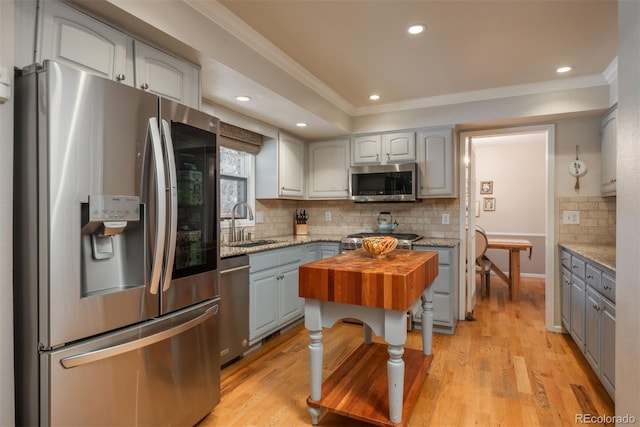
[219,254,250,366]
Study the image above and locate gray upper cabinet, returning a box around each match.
[351,132,416,165]
[307,139,350,199]
[601,107,617,196]
[132,40,201,109]
[417,128,457,198]
[256,133,305,199]
[32,0,128,81]
[18,0,201,109]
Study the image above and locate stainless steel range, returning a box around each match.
[340,233,422,252]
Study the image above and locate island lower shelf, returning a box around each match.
[307,342,433,427]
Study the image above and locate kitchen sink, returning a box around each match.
[227,239,281,248]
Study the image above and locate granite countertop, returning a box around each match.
[220,234,460,258]
[558,243,616,272]
[413,237,460,248]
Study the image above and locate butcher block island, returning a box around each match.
[299,249,439,426]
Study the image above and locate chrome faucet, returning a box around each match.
[230,202,254,243]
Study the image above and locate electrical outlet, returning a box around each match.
[255,211,264,223]
[441,213,450,224]
[325,211,332,221]
[563,210,580,225]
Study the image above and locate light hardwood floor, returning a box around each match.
[200,276,614,426]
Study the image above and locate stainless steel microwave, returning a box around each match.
[349,163,418,202]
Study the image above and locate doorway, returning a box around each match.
[459,124,556,331]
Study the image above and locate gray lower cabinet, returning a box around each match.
[410,246,459,334]
[249,246,303,345]
[249,242,340,345]
[560,247,615,400]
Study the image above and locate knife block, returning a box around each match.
[294,222,308,235]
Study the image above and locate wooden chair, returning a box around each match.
[475,227,492,296]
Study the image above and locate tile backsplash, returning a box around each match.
[558,196,616,245]
[244,199,461,239]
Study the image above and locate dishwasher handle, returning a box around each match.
[220,264,250,275]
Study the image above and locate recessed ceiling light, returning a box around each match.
[557,66,573,73]
[369,94,380,101]
[296,122,307,127]
[408,24,425,35]
[236,95,251,102]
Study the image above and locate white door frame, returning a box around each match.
[458,124,556,331]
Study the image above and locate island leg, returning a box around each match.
[308,329,323,425]
[305,300,324,425]
[421,286,434,356]
[384,310,407,424]
[387,344,405,423]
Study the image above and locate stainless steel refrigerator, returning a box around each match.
[13,60,221,426]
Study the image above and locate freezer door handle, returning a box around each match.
[148,118,167,295]
[60,304,219,369]
[160,119,178,292]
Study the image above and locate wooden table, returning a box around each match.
[486,238,533,301]
[299,249,439,426]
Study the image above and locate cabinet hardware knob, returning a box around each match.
[141,83,149,90]
[116,73,125,81]
[587,274,593,279]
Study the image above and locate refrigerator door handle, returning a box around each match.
[160,119,178,292]
[148,117,167,295]
[60,304,219,369]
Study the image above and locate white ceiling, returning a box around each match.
[72,0,618,139]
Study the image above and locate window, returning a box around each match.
[220,147,255,224]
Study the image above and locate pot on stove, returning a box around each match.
[377,211,398,233]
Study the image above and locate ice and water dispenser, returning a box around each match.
[80,195,144,297]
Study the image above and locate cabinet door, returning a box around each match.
[279,134,305,197]
[352,135,382,165]
[383,132,416,163]
[601,108,617,196]
[38,0,128,82]
[308,139,349,199]
[417,128,457,197]
[133,40,200,109]
[585,288,601,373]
[601,298,615,398]
[249,272,279,341]
[279,264,303,324]
[570,277,586,351]
[561,268,571,330]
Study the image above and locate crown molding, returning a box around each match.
[353,74,610,117]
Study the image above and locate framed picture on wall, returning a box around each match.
[480,181,493,194]
[483,197,495,211]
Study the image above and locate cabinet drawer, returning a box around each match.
[280,247,302,265]
[249,247,302,273]
[571,257,586,279]
[249,251,279,273]
[560,250,572,270]
[585,264,602,292]
[601,273,616,303]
